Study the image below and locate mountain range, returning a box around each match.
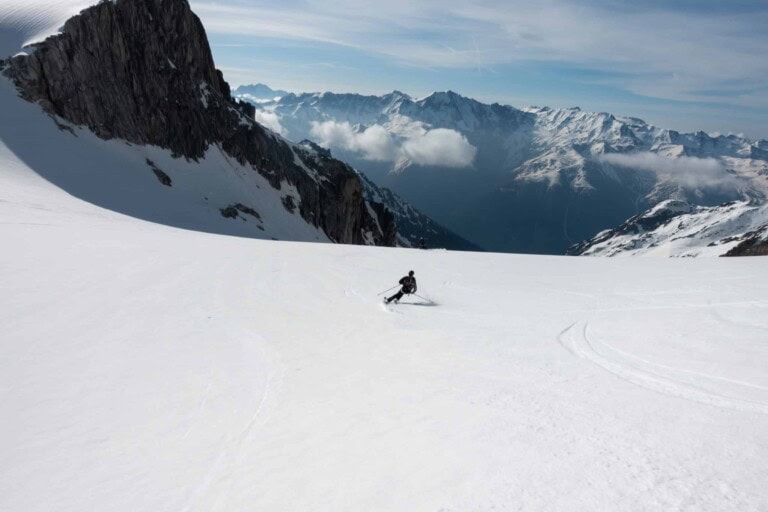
[236,84,768,255]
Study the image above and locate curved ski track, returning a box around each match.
[558,321,768,415]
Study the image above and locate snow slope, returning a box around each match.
[3,113,768,510]
[0,74,342,244]
[569,199,768,257]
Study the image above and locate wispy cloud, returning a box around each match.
[600,152,743,192]
[253,110,287,136]
[192,0,768,109]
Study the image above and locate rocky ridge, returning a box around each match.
[567,199,768,257]
[2,0,395,246]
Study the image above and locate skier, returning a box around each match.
[418,237,427,250]
[385,270,417,304]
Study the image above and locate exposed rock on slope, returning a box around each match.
[724,227,768,256]
[297,140,479,250]
[356,171,481,251]
[567,200,768,257]
[2,0,394,246]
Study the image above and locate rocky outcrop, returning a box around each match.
[723,227,768,256]
[568,199,768,257]
[567,200,696,255]
[297,140,478,250]
[2,0,395,246]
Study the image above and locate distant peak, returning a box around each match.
[234,83,290,99]
[419,90,465,104]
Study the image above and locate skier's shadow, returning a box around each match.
[398,300,439,307]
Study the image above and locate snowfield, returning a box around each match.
[3,132,768,511]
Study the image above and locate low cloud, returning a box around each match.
[309,120,476,168]
[254,111,287,137]
[310,121,396,161]
[600,152,741,191]
[401,128,477,167]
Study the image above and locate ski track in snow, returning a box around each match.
[558,321,768,415]
[178,265,283,512]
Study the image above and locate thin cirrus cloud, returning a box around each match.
[309,120,477,168]
[191,0,768,110]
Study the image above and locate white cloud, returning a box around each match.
[253,110,287,136]
[401,128,476,168]
[309,120,476,168]
[309,121,396,161]
[600,152,742,191]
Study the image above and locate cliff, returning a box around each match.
[2,0,395,246]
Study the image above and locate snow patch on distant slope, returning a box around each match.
[569,199,768,257]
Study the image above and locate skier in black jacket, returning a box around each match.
[385,271,417,304]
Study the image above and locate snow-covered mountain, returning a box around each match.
[233,83,289,103]
[567,199,768,257]
[0,0,397,247]
[238,87,768,254]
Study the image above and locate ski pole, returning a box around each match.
[377,285,399,296]
[411,293,429,301]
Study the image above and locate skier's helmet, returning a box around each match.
[409,270,414,276]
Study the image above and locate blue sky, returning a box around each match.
[190,0,768,139]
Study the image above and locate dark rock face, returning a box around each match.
[296,140,478,250]
[723,227,768,256]
[355,166,480,250]
[3,0,395,246]
[146,159,172,186]
[7,0,229,158]
[220,206,239,219]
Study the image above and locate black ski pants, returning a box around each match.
[386,288,411,303]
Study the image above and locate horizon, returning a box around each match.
[231,82,765,141]
[191,0,768,140]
